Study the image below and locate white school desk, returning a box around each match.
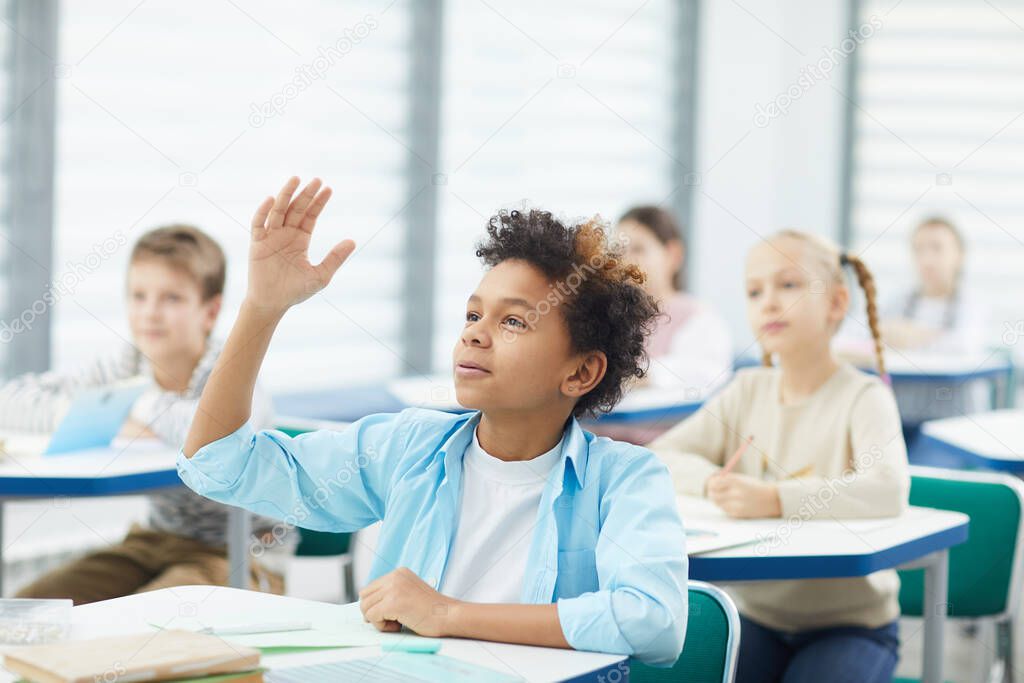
[0,585,628,683]
[0,440,253,592]
[913,410,1024,472]
[274,374,704,425]
[681,497,969,683]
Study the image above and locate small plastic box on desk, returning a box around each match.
[0,599,71,645]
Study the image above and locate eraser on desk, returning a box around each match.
[382,638,442,653]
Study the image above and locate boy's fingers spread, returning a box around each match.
[284,178,322,228]
[316,240,357,282]
[268,177,301,230]
[299,187,333,233]
[250,197,274,237]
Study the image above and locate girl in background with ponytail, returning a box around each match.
[649,230,909,683]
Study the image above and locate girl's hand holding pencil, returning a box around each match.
[705,436,783,519]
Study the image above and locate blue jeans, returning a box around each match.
[735,615,899,683]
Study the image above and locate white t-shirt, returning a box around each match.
[881,287,987,355]
[439,427,564,604]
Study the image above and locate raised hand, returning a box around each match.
[246,177,356,313]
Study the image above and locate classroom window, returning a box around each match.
[0,0,10,376]
[431,0,696,368]
[16,0,697,389]
[844,0,1024,352]
[49,1,415,391]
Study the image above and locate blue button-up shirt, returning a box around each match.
[177,407,688,665]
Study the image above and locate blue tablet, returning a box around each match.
[44,382,149,455]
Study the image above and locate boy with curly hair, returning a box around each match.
[178,178,688,665]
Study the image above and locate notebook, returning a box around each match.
[3,629,260,683]
[0,379,148,457]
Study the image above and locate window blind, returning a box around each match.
[52,0,416,391]
[846,0,1024,352]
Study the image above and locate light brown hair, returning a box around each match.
[130,224,226,301]
[760,230,886,379]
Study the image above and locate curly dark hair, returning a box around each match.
[475,209,660,418]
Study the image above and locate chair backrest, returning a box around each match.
[630,581,740,683]
[899,465,1024,620]
[274,420,353,558]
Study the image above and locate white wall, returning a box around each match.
[690,0,850,351]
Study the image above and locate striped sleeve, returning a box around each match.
[0,344,139,432]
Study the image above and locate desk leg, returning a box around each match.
[227,507,251,590]
[922,548,949,683]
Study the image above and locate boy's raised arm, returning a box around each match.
[183,176,355,457]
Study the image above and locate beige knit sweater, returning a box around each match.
[649,364,910,631]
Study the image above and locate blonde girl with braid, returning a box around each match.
[649,230,909,683]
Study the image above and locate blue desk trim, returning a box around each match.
[888,364,1013,383]
[593,402,701,424]
[911,433,1024,473]
[689,520,968,581]
[0,470,181,497]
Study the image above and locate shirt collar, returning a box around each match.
[441,411,590,488]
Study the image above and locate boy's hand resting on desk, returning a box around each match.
[706,472,782,518]
[118,418,157,440]
[359,567,457,637]
[246,176,356,314]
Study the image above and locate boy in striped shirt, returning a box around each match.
[4,225,291,603]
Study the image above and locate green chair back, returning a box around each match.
[899,467,1024,618]
[295,528,351,556]
[630,581,739,683]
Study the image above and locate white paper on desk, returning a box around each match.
[225,627,382,648]
[679,496,774,555]
[0,431,51,457]
[147,602,382,649]
[678,494,909,552]
[147,621,382,648]
[685,526,767,555]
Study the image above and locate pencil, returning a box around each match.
[720,435,754,475]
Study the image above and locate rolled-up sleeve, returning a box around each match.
[176,410,412,532]
[556,453,688,666]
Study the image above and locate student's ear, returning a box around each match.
[562,351,607,400]
[202,294,223,334]
[829,284,850,326]
[666,239,685,274]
